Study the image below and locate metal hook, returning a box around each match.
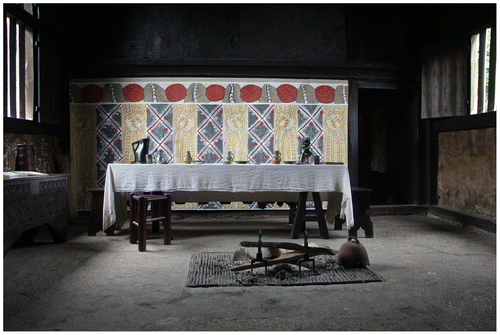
[251,229,268,275]
[299,230,316,275]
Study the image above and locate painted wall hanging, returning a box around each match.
[70,78,348,211]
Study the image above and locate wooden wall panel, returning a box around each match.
[421,41,468,118]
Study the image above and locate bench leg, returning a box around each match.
[137,197,147,252]
[152,201,160,233]
[348,224,359,237]
[89,189,104,236]
[130,194,138,244]
[364,218,374,238]
[334,214,345,230]
[349,188,374,238]
[358,211,373,238]
[288,202,297,225]
[104,225,116,236]
[291,192,308,239]
[162,198,172,245]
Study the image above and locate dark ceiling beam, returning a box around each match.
[70,58,420,81]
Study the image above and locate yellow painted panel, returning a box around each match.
[173,104,198,163]
[223,202,249,210]
[274,104,299,162]
[122,104,148,164]
[69,104,97,213]
[223,104,248,161]
[173,202,199,210]
[324,105,348,163]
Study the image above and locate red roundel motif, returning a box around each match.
[206,84,225,101]
[81,84,103,103]
[123,84,144,102]
[277,84,298,103]
[166,84,187,102]
[240,84,262,103]
[315,85,335,104]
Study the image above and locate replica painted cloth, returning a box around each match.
[69,78,348,211]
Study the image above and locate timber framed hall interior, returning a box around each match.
[3,3,497,331]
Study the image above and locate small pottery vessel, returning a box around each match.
[184,151,193,164]
[273,150,281,164]
[15,144,36,171]
[336,237,370,268]
[225,151,234,164]
[300,138,313,164]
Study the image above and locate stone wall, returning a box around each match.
[438,127,496,219]
[3,133,68,173]
[4,132,73,217]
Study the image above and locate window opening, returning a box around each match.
[4,5,36,121]
[470,25,496,114]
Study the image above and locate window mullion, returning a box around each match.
[470,32,479,115]
[5,16,10,117]
[487,26,496,112]
[17,21,26,120]
[477,28,486,114]
[33,5,40,122]
[7,17,17,118]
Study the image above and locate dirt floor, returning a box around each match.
[3,213,496,331]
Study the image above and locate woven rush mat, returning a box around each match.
[186,252,384,287]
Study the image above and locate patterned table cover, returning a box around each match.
[102,163,353,231]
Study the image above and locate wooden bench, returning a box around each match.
[90,190,348,239]
[88,188,115,236]
[334,187,373,238]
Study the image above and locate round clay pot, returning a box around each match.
[336,237,370,268]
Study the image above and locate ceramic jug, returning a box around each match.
[15,144,36,171]
[184,151,193,164]
[226,151,234,164]
[132,138,149,164]
[273,150,282,164]
[300,138,313,164]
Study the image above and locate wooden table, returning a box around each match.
[102,163,354,238]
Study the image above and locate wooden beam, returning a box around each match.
[433,112,496,132]
[348,80,359,187]
[68,58,420,81]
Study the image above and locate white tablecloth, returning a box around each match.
[102,163,353,231]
